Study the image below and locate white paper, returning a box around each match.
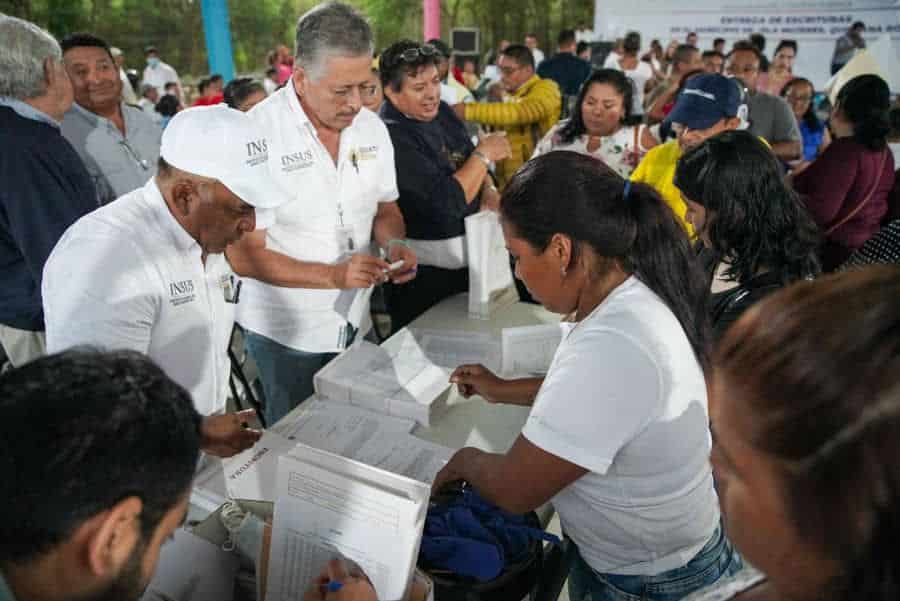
[314,341,451,425]
[195,404,417,505]
[405,328,501,372]
[265,445,429,601]
[465,211,517,319]
[501,323,567,377]
[353,431,453,485]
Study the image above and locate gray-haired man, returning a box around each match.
[227,1,418,424]
[0,15,97,368]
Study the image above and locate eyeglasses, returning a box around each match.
[398,44,439,63]
[785,93,812,103]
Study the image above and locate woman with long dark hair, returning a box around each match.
[685,266,900,600]
[674,130,821,339]
[780,77,830,163]
[532,69,658,177]
[433,152,740,600]
[791,74,894,270]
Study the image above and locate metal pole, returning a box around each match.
[199,0,235,82]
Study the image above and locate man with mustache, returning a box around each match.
[228,2,418,425]
[60,33,162,206]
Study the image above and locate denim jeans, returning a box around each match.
[566,522,743,601]
[242,329,337,425]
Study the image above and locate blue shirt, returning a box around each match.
[799,120,826,162]
[0,106,97,330]
[0,572,15,601]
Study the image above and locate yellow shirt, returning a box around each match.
[630,140,692,234]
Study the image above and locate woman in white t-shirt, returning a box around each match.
[604,31,654,116]
[433,152,741,601]
[532,69,659,178]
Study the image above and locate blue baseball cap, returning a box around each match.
[665,74,742,131]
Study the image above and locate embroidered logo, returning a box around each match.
[280,149,315,172]
[246,139,269,167]
[168,279,196,306]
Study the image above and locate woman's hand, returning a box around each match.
[449,364,507,403]
[303,558,377,601]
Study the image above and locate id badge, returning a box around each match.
[336,225,355,255]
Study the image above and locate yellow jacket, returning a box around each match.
[464,75,561,187]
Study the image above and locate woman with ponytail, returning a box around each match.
[791,74,894,271]
[433,151,741,600]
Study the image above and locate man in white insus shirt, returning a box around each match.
[228,2,419,426]
[43,105,284,454]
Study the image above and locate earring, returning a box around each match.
[561,266,567,277]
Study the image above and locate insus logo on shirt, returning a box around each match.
[281,149,315,173]
[169,279,196,306]
[246,139,269,167]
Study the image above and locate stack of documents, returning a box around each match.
[265,444,430,601]
[500,323,569,377]
[314,340,451,426]
[191,401,452,507]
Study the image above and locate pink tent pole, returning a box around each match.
[424,0,440,41]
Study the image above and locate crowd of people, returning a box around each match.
[1,4,900,601]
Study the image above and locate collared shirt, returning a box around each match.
[0,96,59,128]
[142,60,181,97]
[61,102,161,206]
[43,179,235,416]
[241,81,398,353]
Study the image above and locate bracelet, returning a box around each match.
[471,150,491,168]
[387,238,411,250]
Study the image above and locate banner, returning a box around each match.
[593,0,900,89]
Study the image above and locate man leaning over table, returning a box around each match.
[227,1,418,426]
[42,105,286,460]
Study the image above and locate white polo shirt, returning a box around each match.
[240,81,398,353]
[43,179,235,416]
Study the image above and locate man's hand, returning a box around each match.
[452,103,466,120]
[480,184,501,212]
[201,409,262,458]
[386,243,418,285]
[330,254,392,289]
[431,447,481,495]
[302,558,377,601]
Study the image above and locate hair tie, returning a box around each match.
[623,180,632,200]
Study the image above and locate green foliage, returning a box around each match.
[0,0,593,78]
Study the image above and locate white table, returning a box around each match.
[278,293,558,456]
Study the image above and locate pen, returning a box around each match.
[325,581,343,593]
[383,260,405,274]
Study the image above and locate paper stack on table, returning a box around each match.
[314,340,451,427]
[192,401,451,506]
[265,444,430,601]
[500,323,569,377]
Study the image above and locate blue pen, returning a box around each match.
[325,581,344,593]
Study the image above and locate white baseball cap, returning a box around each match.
[160,105,285,229]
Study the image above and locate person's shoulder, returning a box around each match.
[0,107,61,149]
[644,139,679,161]
[247,85,289,124]
[353,106,391,139]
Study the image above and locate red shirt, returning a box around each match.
[192,93,224,106]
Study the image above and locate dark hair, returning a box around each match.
[728,40,762,62]
[265,66,277,77]
[223,77,265,109]
[197,78,209,95]
[208,73,223,84]
[713,37,725,46]
[687,31,698,38]
[774,39,797,56]
[749,32,766,51]
[501,44,534,70]
[702,50,724,61]
[379,40,440,92]
[836,74,891,151]
[780,77,822,132]
[890,106,900,139]
[155,93,179,117]
[60,32,115,62]
[426,38,452,59]
[623,31,641,55]
[576,41,590,56]
[0,350,202,564]
[851,21,865,30]
[502,152,711,368]
[716,266,900,601]
[559,69,637,144]
[557,29,576,47]
[672,43,698,68]
[675,130,821,285]
[164,81,178,90]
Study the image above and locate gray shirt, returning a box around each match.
[746,92,801,146]
[61,102,161,206]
